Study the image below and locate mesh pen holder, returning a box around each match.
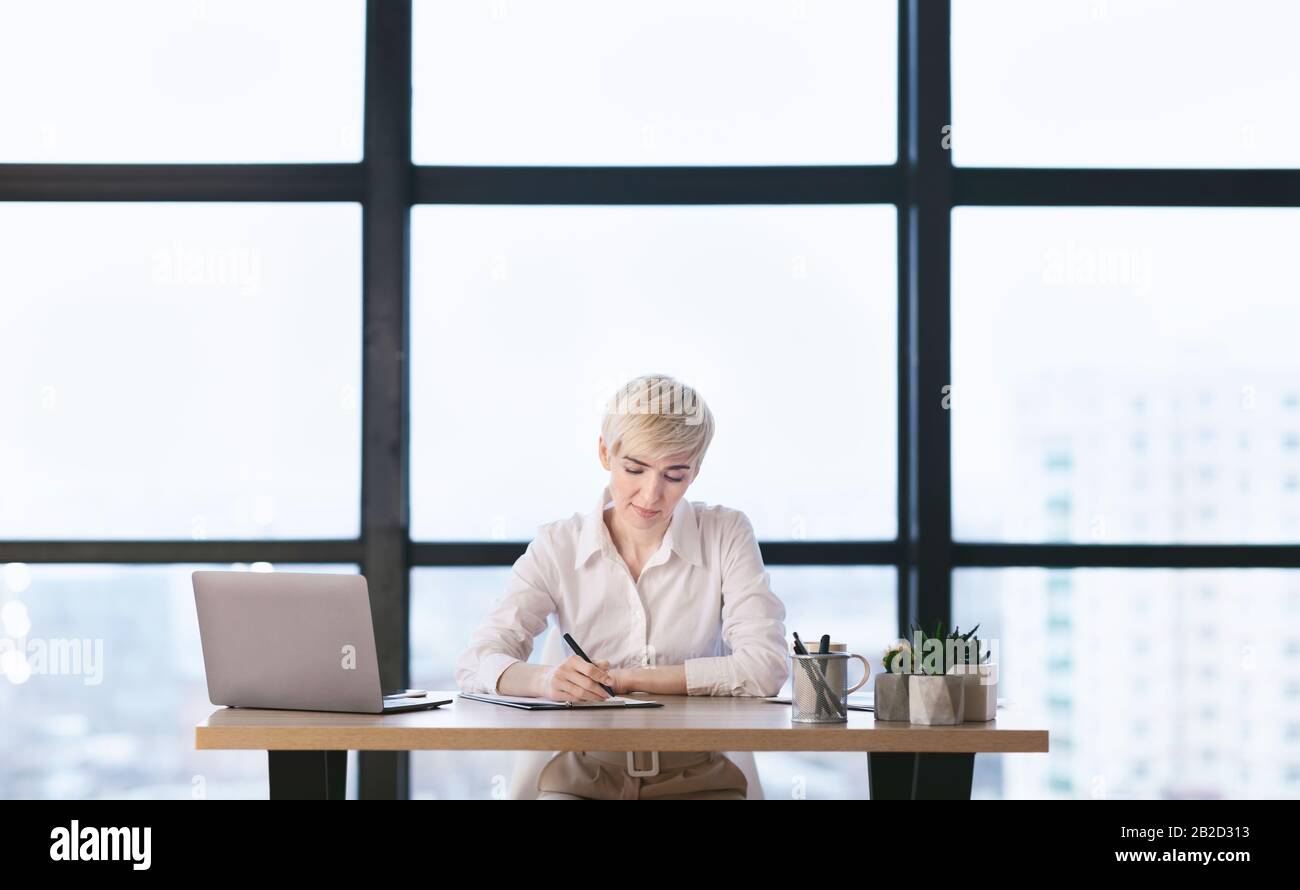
[791,651,871,723]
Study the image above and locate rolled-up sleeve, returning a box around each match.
[453,530,558,695]
[684,511,789,697]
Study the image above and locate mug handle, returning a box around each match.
[846,654,871,694]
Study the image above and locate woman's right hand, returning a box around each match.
[541,656,615,702]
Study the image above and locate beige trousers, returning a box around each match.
[536,750,748,800]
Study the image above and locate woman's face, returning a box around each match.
[599,436,698,534]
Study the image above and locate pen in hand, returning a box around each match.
[562,632,616,699]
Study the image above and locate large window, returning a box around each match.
[2,2,373,800]
[0,0,365,164]
[0,203,363,540]
[952,207,1300,544]
[6,1,1297,800]
[951,0,1300,168]
[0,563,357,799]
[410,204,897,541]
[411,0,897,165]
[947,0,1300,801]
[954,569,1300,799]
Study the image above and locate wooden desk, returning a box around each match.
[196,691,1049,800]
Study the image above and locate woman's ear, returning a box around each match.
[598,436,610,471]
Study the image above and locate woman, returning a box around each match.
[454,374,789,800]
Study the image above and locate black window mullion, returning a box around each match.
[358,0,413,801]
[901,0,954,640]
[953,543,1300,570]
[413,165,898,204]
[0,541,362,564]
[954,167,1300,207]
[409,541,900,568]
[0,163,363,202]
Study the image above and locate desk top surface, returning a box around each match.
[196,692,1049,753]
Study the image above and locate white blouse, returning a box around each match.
[455,484,789,698]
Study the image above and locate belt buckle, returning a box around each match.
[626,750,660,777]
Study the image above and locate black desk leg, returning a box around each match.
[868,752,975,800]
[268,750,347,800]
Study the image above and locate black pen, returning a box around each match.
[562,632,616,699]
[817,634,836,716]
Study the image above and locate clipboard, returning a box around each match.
[457,692,663,710]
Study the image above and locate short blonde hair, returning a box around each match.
[601,374,715,470]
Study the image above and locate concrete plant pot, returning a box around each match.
[873,672,911,722]
[908,674,966,725]
[947,662,997,722]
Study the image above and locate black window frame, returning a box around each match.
[3,0,1299,799]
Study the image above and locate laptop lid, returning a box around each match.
[193,570,386,714]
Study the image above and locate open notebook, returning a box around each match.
[458,692,663,710]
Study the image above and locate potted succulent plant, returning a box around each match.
[946,626,996,722]
[907,622,967,725]
[874,640,912,721]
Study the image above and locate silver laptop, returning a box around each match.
[193,570,451,714]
